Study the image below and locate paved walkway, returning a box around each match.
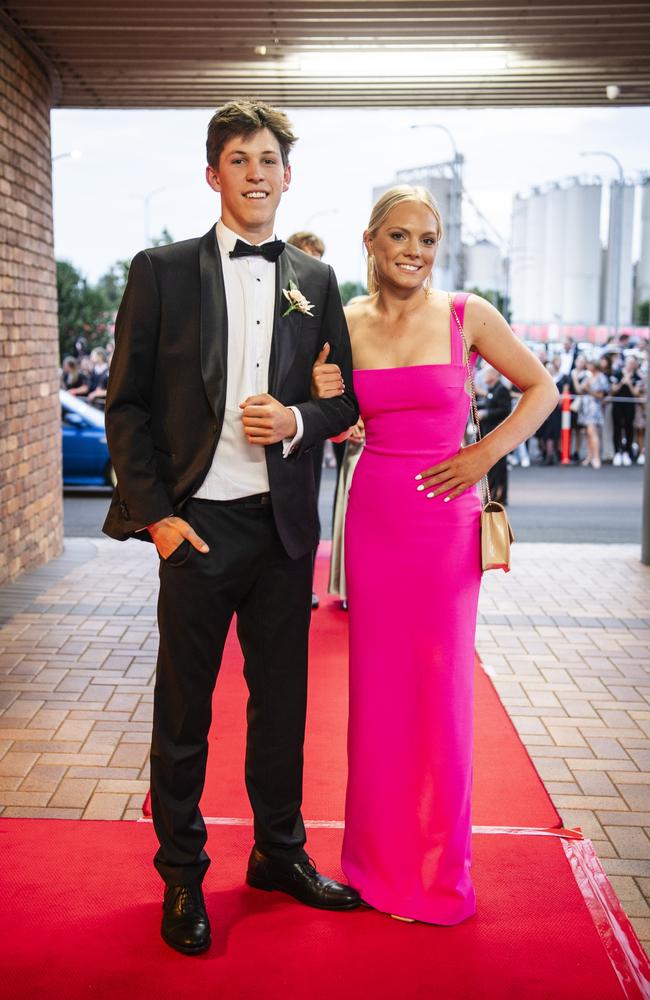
[0,538,648,950]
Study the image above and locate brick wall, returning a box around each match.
[0,24,63,585]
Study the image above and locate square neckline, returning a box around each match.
[353,362,465,373]
[351,294,474,373]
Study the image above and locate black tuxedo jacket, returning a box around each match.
[102,226,358,559]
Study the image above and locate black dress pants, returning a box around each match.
[150,496,312,887]
[613,403,634,455]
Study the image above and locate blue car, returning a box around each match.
[60,389,116,487]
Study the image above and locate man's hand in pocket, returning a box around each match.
[147,515,210,560]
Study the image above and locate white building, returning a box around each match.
[510,179,602,325]
[561,182,602,324]
[463,239,504,294]
[636,177,650,309]
[603,182,635,328]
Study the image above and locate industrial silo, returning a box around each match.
[562,181,602,324]
[463,239,504,295]
[523,188,546,322]
[510,194,529,324]
[541,184,567,322]
[636,177,650,311]
[604,182,635,327]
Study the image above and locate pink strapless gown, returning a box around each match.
[342,294,482,924]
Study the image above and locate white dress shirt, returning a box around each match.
[194,220,302,501]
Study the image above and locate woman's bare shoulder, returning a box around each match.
[344,295,375,332]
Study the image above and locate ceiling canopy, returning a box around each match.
[4,1,650,108]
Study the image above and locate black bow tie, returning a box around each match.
[229,238,285,263]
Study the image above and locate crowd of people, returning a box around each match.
[480,334,647,475]
[60,336,114,409]
[60,313,647,482]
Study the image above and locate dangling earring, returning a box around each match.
[367,254,378,294]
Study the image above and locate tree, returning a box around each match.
[636,300,649,326]
[468,286,511,323]
[339,280,367,305]
[151,227,174,247]
[56,230,174,359]
[56,260,114,358]
[95,259,130,317]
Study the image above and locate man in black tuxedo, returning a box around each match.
[103,101,360,954]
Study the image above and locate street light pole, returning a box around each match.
[51,150,82,164]
[303,208,339,229]
[131,186,166,245]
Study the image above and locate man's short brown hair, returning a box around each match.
[206,100,298,169]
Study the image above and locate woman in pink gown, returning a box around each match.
[313,186,557,924]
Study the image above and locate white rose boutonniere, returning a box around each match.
[282,279,314,318]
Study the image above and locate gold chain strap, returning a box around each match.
[448,293,492,506]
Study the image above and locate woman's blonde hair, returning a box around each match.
[365,185,443,294]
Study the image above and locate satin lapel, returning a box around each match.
[199,227,227,422]
[269,250,302,397]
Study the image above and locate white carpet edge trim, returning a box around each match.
[563,837,650,1000]
[137,817,579,836]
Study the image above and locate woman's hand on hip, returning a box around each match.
[311,343,345,399]
[415,444,489,502]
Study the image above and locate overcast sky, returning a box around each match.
[51,106,649,285]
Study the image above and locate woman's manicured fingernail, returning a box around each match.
[414,474,422,481]
[426,492,434,498]
[416,485,425,491]
[443,497,450,503]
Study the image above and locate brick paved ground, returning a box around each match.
[0,538,648,949]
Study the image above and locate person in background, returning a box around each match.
[326,418,364,610]
[61,356,90,396]
[536,357,563,464]
[611,354,642,466]
[558,336,578,376]
[633,357,647,465]
[579,359,610,469]
[570,354,589,462]
[286,231,325,260]
[507,386,531,468]
[287,230,327,609]
[73,335,89,359]
[535,344,548,368]
[477,366,512,503]
[598,354,617,462]
[87,347,110,409]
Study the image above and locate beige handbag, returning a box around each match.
[449,295,515,573]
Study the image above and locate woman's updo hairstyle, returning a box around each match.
[365,185,443,295]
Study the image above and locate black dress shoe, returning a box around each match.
[161,883,211,955]
[311,591,320,610]
[246,847,360,911]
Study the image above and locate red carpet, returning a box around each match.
[1,818,647,1000]
[3,545,648,997]
[144,545,561,829]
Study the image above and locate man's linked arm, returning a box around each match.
[104,251,174,530]
[291,266,358,455]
